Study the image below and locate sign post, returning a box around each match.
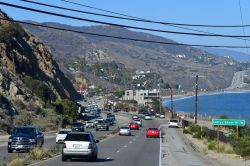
[212,119,246,151]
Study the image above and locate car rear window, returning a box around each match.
[148,128,158,130]
[65,134,91,141]
[59,130,71,134]
[170,120,178,123]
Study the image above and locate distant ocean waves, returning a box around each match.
[163,92,250,123]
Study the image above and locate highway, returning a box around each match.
[34,116,220,166]
[0,114,129,164]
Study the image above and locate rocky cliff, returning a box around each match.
[0,11,80,132]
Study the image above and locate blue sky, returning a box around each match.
[1,0,250,54]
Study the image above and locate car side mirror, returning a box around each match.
[95,140,99,143]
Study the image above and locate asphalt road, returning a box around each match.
[0,114,129,164]
[35,117,162,166]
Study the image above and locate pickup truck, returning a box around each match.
[96,120,109,131]
[8,126,44,153]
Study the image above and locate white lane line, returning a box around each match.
[116,150,120,153]
[124,145,127,148]
[129,141,132,144]
[133,138,136,141]
[159,126,162,166]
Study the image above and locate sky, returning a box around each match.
[1,0,250,54]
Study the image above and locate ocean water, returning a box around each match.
[162,92,250,122]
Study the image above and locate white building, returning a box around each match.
[124,89,160,106]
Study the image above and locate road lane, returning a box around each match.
[35,117,162,166]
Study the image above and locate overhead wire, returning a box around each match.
[61,0,250,28]
[1,2,250,38]
[238,0,250,60]
[20,0,250,42]
[1,17,250,48]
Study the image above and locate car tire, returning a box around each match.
[96,129,99,131]
[106,128,109,131]
[62,154,68,161]
[8,148,12,153]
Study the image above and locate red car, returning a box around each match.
[129,123,139,130]
[146,128,160,138]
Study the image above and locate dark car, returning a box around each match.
[8,126,44,153]
[96,120,109,131]
[71,122,85,132]
[106,118,115,126]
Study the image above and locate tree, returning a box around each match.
[52,99,78,127]
[114,89,124,99]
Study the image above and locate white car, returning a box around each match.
[160,114,165,118]
[85,121,95,128]
[169,119,178,128]
[144,115,152,120]
[62,132,99,161]
[155,113,160,118]
[56,129,72,143]
[133,119,142,127]
[119,126,131,136]
[132,115,139,120]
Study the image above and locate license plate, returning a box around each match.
[18,145,23,148]
[73,144,82,149]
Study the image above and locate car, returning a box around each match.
[62,132,99,161]
[119,126,131,136]
[132,115,139,120]
[146,128,160,138]
[106,118,115,126]
[133,119,142,127]
[56,129,72,143]
[96,120,109,131]
[160,114,165,118]
[169,119,179,128]
[72,122,85,132]
[129,123,139,130]
[85,121,95,128]
[155,113,160,118]
[8,126,44,153]
[144,114,152,120]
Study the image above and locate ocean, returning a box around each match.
[162,92,250,122]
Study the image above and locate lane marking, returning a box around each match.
[124,145,127,148]
[129,141,132,144]
[116,150,120,153]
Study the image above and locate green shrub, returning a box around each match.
[207,140,216,150]
[14,112,33,126]
[29,148,52,161]
[183,128,192,134]
[192,129,207,139]
[189,124,201,133]
[232,136,250,157]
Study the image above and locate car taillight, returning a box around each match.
[63,143,66,148]
[88,143,93,149]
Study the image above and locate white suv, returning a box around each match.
[62,132,99,161]
[56,129,72,143]
[169,119,179,128]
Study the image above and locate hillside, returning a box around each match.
[22,22,244,91]
[0,11,80,132]
[200,47,250,62]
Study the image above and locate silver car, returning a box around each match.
[119,126,131,136]
[133,119,142,127]
[62,132,99,161]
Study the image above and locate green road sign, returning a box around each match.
[212,119,245,126]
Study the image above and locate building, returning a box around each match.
[124,89,160,106]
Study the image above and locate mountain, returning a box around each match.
[21,21,243,91]
[200,47,250,62]
[0,11,80,132]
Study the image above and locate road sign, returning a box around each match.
[212,119,245,126]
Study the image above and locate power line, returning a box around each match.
[238,0,250,60]
[20,0,250,42]
[1,17,250,48]
[2,2,250,38]
[61,0,250,28]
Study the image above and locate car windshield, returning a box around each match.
[59,130,71,134]
[12,128,36,135]
[72,123,82,127]
[65,134,91,141]
[170,120,178,123]
[87,121,93,124]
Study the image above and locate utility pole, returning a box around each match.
[159,83,162,114]
[194,75,198,124]
[170,86,173,118]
